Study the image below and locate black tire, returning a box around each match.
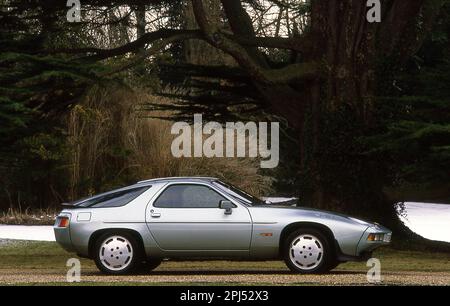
[94,231,144,275]
[283,228,333,274]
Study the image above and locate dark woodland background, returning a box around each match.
[0,0,449,248]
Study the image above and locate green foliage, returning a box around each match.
[0,2,101,209]
[22,132,69,162]
[363,2,450,199]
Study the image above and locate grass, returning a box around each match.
[1,241,450,277]
[0,241,94,270]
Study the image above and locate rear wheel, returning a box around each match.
[94,232,143,275]
[283,228,333,274]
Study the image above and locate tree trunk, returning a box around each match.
[135,4,146,51]
[184,0,234,66]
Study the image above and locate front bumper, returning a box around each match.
[356,224,392,255]
[335,223,391,262]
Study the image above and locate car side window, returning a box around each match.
[154,184,227,208]
[78,186,150,208]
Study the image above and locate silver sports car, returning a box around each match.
[54,177,392,275]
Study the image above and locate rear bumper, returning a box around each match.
[54,227,76,252]
[54,212,76,252]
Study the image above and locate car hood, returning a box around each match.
[250,204,376,227]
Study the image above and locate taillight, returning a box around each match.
[57,216,70,228]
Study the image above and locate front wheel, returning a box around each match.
[283,228,333,274]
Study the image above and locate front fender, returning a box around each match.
[248,206,369,257]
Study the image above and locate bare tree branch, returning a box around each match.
[221,0,267,66]
[54,29,202,60]
[229,34,312,53]
[99,34,195,76]
[191,0,318,84]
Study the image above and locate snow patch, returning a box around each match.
[0,225,55,241]
[399,202,450,243]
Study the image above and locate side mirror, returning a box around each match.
[219,200,235,215]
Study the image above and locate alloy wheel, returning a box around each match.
[289,234,324,271]
[98,235,134,271]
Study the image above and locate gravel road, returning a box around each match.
[0,267,449,285]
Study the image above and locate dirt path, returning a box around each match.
[0,268,449,285]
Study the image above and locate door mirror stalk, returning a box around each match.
[219,200,235,215]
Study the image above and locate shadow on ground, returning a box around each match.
[85,269,363,276]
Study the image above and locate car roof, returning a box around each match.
[136,177,219,185]
[68,177,219,206]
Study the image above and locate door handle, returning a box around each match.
[150,210,161,218]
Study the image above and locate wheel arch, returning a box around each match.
[88,228,145,259]
[279,222,338,257]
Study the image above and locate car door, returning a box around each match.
[146,182,252,252]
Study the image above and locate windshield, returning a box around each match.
[212,180,265,206]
